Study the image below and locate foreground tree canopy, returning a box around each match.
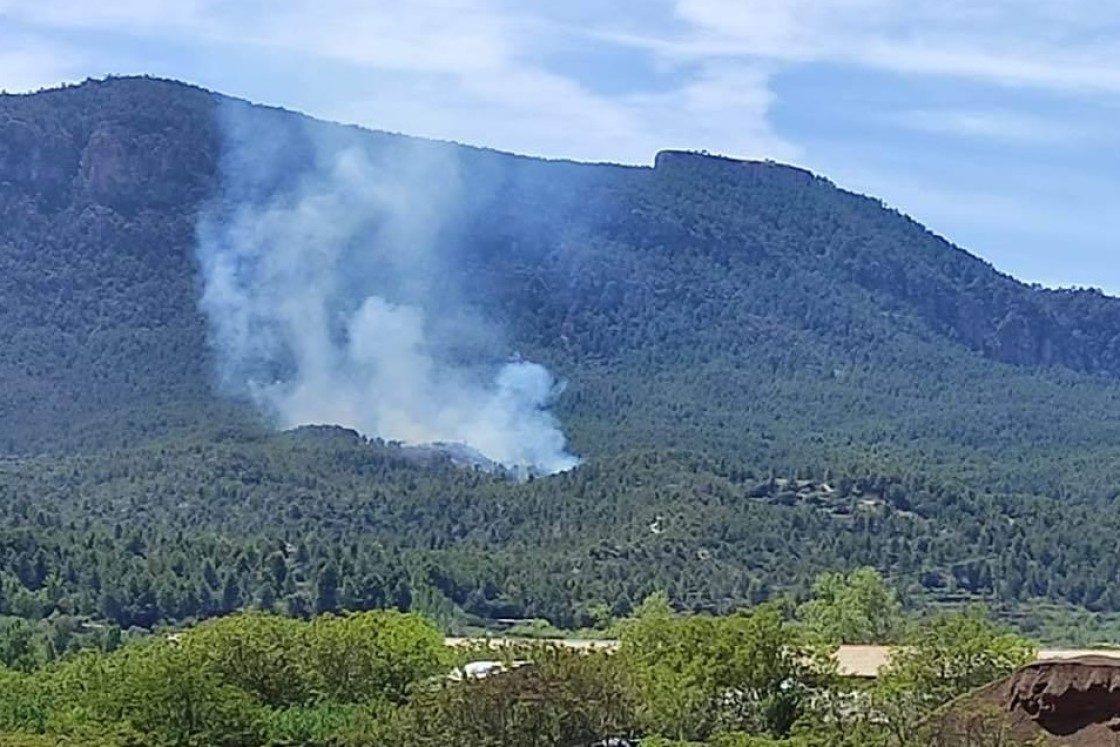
[0,577,1039,747]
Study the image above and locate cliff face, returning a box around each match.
[652,146,1120,377]
[0,78,217,211]
[0,79,222,452]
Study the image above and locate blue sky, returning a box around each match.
[2,0,1118,292]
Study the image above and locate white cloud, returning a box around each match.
[1,0,1115,163]
[0,0,210,30]
[858,41,1120,93]
[0,0,792,162]
[620,64,795,161]
[245,0,515,75]
[663,0,1120,93]
[327,61,794,164]
[888,108,1096,144]
[234,1,793,161]
[671,0,890,60]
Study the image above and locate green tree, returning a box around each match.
[315,563,340,615]
[304,610,451,705]
[49,641,265,747]
[618,602,834,741]
[0,618,44,672]
[797,567,907,645]
[873,606,1036,745]
[372,646,636,747]
[176,612,316,708]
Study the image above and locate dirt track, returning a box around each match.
[446,639,1120,679]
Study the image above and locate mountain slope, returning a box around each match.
[0,78,222,452]
[8,76,1119,489]
[5,77,1120,632]
[6,426,1120,632]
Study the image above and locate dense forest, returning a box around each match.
[4,76,1120,643]
[3,425,1120,645]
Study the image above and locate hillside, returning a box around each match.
[5,78,1120,486]
[4,76,1120,633]
[6,426,1120,632]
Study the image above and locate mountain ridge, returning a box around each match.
[7,76,1120,630]
[3,76,1120,466]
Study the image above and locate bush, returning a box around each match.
[366,645,637,747]
[619,602,835,742]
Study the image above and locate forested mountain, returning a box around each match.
[4,76,1120,636]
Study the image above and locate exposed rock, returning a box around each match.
[940,656,1120,746]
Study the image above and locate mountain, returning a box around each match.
[4,76,1120,635]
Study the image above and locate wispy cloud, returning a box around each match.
[0,0,793,163]
[233,1,793,162]
[857,41,1120,93]
[887,108,1096,144]
[636,0,1120,94]
[328,61,794,164]
[245,0,516,75]
[0,0,210,31]
[3,0,1118,155]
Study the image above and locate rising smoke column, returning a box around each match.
[195,102,579,474]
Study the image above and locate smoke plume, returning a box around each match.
[195,102,578,475]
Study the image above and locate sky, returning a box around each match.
[1,0,1118,293]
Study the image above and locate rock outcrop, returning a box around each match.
[940,656,1120,746]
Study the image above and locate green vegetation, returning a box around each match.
[797,567,908,646]
[1,430,1120,641]
[872,608,1037,745]
[4,77,1120,643]
[0,575,1038,747]
[0,609,450,747]
[618,598,828,740]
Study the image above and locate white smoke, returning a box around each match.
[195,104,578,475]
